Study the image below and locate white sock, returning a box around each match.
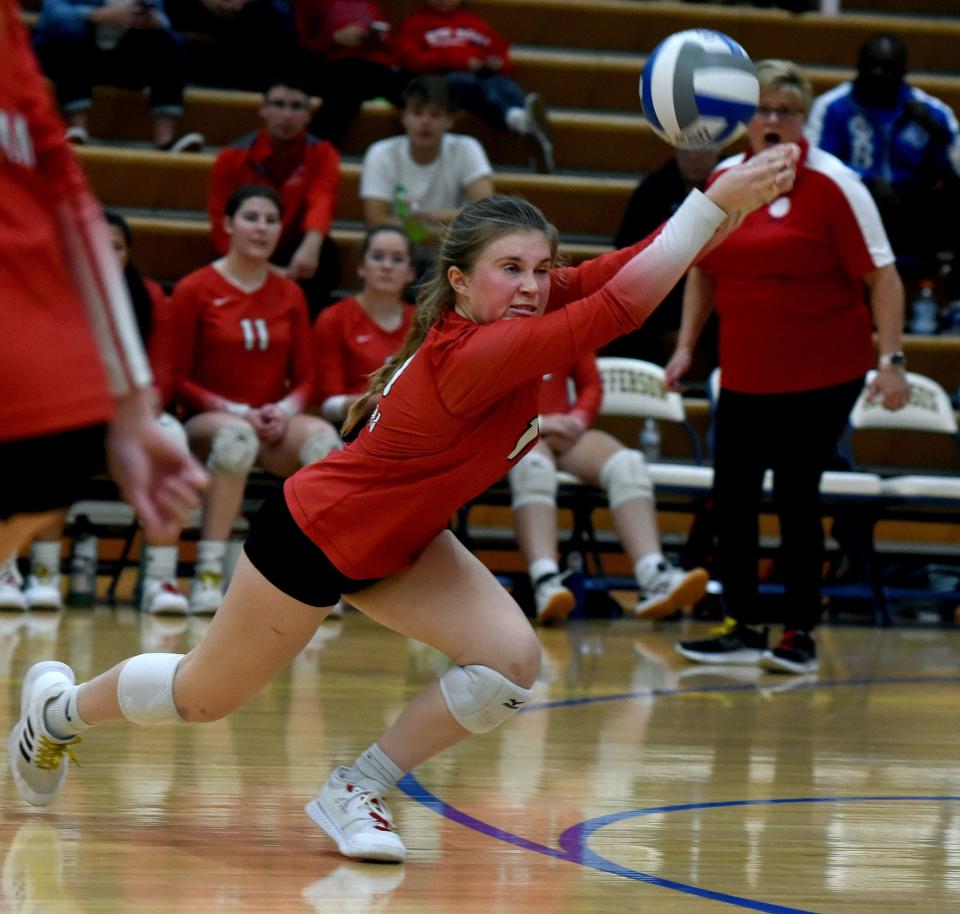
[635,552,668,587]
[505,106,528,133]
[529,558,559,584]
[30,540,61,578]
[196,540,226,575]
[143,545,178,582]
[346,743,404,798]
[43,686,92,740]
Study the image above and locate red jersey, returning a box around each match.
[312,295,414,406]
[285,190,726,579]
[0,0,150,442]
[702,139,890,394]
[208,129,340,256]
[172,265,314,414]
[295,0,397,66]
[395,5,514,75]
[538,353,602,426]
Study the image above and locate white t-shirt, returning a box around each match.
[360,133,492,212]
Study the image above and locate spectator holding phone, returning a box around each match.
[32,0,204,151]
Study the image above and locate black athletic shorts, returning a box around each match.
[244,491,381,607]
[0,424,108,520]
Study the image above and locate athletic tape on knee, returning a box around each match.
[599,448,652,509]
[207,424,258,475]
[438,664,534,734]
[508,450,557,509]
[117,652,184,725]
[157,412,189,454]
[298,427,341,466]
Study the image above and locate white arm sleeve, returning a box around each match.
[56,193,152,396]
[605,189,726,317]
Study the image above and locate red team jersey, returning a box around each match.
[172,265,315,414]
[395,6,515,75]
[284,201,724,579]
[702,139,889,394]
[0,0,150,442]
[538,353,603,426]
[312,296,415,406]
[144,278,176,406]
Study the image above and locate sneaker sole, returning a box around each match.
[536,589,576,625]
[759,652,819,675]
[9,662,76,806]
[634,569,710,621]
[675,644,763,666]
[304,798,406,863]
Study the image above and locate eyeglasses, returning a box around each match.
[265,99,310,112]
[753,105,804,120]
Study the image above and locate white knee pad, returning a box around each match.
[207,423,258,475]
[599,448,653,509]
[157,412,189,454]
[438,664,534,734]
[508,450,557,509]
[117,652,184,725]
[298,426,341,466]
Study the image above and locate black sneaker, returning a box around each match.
[675,617,767,666]
[760,629,818,675]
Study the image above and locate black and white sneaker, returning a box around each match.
[675,617,768,666]
[760,629,818,675]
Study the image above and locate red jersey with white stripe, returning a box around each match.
[538,353,602,426]
[312,295,414,404]
[702,139,891,394]
[0,0,150,442]
[285,190,726,579]
[172,265,314,414]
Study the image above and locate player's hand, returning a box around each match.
[706,142,799,221]
[867,368,911,411]
[664,347,693,391]
[106,389,207,542]
[258,403,289,444]
[333,23,367,47]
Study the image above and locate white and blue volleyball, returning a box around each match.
[640,29,759,149]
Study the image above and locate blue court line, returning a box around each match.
[397,674,960,911]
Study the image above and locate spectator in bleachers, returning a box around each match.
[31,0,204,151]
[294,0,408,148]
[604,146,721,368]
[805,33,960,299]
[665,60,909,676]
[163,0,297,92]
[312,226,415,426]
[0,211,194,614]
[394,0,554,173]
[174,184,340,614]
[360,75,493,277]
[509,352,709,625]
[1,0,205,596]
[208,75,341,318]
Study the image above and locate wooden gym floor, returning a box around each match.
[1,606,959,912]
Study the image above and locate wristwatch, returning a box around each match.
[878,351,907,371]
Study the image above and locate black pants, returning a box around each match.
[33,28,187,116]
[713,377,864,631]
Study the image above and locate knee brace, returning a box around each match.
[156,412,189,454]
[117,652,184,725]
[599,448,653,509]
[207,423,258,475]
[298,426,341,466]
[438,664,534,734]
[508,450,557,509]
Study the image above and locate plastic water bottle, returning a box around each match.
[909,280,938,335]
[67,516,97,608]
[393,184,430,244]
[639,418,661,462]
